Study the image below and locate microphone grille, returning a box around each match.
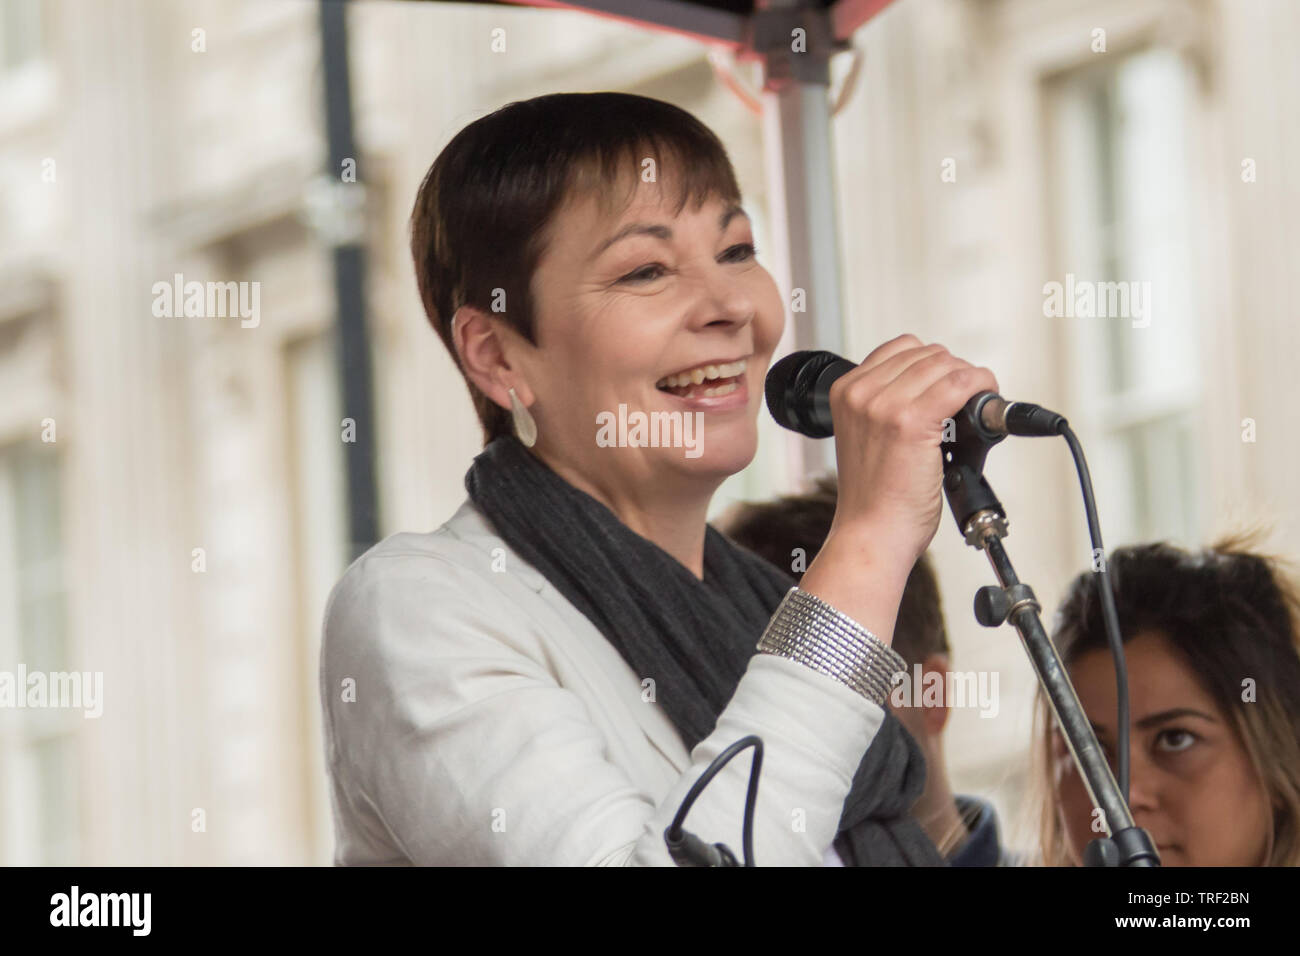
[765,350,844,437]
[764,351,809,429]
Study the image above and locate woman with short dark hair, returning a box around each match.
[319,91,998,866]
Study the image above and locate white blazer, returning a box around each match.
[319,497,885,865]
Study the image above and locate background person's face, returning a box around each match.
[1052,630,1272,866]
[516,177,785,493]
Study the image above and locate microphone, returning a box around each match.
[765,349,1067,440]
[764,350,854,438]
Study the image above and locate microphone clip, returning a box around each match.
[942,392,1008,544]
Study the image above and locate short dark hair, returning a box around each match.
[717,473,950,667]
[409,92,744,447]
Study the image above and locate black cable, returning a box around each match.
[1060,424,1131,802]
[664,734,764,866]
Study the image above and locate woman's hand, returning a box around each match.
[798,334,999,644]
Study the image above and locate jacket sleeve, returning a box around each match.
[320,548,886,866]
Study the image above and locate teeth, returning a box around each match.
[702,381,740,397]
[656,358,747,389]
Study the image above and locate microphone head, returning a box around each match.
[765,350,853,438]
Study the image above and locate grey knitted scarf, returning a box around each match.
[465,435,946,866]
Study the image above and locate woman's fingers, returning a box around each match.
[913,363,1000,420]
[856,333,926,374]
[830,342,950,407]
[823,337,1000,541]
[832,346,992,439]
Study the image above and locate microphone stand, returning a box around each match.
[941,403,1159,867]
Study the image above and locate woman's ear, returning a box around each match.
[452,305,534,408]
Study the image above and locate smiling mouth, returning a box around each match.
[655,358,747,399]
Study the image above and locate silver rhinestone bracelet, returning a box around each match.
[757,587,907,707]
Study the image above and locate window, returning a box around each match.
[0,0,42,73]
[0,443,78,865]
[1046,48,1202,547]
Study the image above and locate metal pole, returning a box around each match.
[751,0,850,479]
[318,0,380,559]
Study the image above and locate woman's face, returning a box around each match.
[1052,630,1272,866]
[511,175,785,495]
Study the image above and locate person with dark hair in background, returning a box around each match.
[719,473,1016,865]
[1036,534,1300,866]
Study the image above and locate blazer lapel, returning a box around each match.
[445,497,692,775]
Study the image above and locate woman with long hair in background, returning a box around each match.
[1034,534,1300,866]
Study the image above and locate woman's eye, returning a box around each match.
[619,264,666,283]
[1156,728,1198,753]
[722,242,758,262]
[617,244,756,283]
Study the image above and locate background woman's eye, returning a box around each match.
[1156,728,1198,753]
[722,242,757,262]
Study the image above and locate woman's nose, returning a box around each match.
[1125,749,1163,816]
[685,269,756,331]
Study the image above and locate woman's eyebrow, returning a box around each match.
[588,204,749,262]
[1089,708,1216,739]
[1135,708,1217,729]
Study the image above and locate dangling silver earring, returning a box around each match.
[508,387,537,448]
